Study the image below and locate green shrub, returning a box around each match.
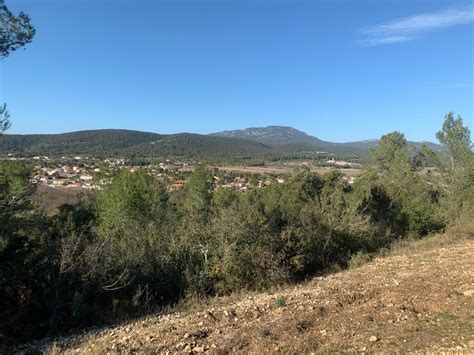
[275,295,288,307]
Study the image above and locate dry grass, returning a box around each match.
[216,165,362,177]
[387,217,473,257]
[31,186,95,213]
[26,231,473,354]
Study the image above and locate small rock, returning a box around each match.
[369,335,378,342]
[193,346,205,353]
[183,333,190,339]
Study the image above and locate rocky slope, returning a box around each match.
[16,237,474,353]
[210,126,328,147]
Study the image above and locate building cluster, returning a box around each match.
[326,158,355,168]
[27,156,109,189]
[32,166,95,189]
[4,155,358,192]
[216,176,280,191]
[24,157,188,190]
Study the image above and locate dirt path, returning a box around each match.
[17,239,474,353]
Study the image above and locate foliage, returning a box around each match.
[1,1,36,133]
[369,131,443,236]
[436,112,472,177]
[0,161,35,246]
[275,295,288,307]
[0,114,471,349]
[0,2,36,58]
[434,113,474,222]
[0,103,10,133]
[370,131,410,171]
[96,169,168,238]
[183,163,213,220]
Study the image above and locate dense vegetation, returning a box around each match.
[0,113,472,347]
[0,130,281,162]
[0,127,441,163]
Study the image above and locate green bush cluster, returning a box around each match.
[0,113,472,346]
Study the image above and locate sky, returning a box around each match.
[1,0,473,142]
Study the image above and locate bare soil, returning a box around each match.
[216,165,362,177]
[17,237,474,354]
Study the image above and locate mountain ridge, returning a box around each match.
[0,126,441,161]
[210,125,329,147]
[210,125,441,151]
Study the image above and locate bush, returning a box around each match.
[275,295,288,307]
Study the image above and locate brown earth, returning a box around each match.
[215,165,362,177]
[31,186,95,213]
[17,237,474,354]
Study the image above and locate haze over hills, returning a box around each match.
[0,126,441,161]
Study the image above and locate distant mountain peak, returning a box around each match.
[210,126,325,146]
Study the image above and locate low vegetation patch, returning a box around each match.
[275,295,288,307]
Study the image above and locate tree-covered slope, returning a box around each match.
[0,129,163,156]
[0,127,441,161]
[128,133,274,160]
[0,130,274,160]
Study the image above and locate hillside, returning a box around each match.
[128,133,274,160]
[210,126,329,147]
[0,127,441,161]
[18,236,473,353]
[0,129,163,156]
[0,130,273,160]
[211,126,442,153]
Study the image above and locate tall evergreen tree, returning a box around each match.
[436,112,472,177]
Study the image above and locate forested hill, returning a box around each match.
[0,129,274,160]
[0,127,441,161]
[0,129,163,156]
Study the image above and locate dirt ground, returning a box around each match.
[31,186,95,213]
[16,237,474,354]
[216,165,362,177]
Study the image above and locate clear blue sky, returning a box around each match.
[1,0,473,142]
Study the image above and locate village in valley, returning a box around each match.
[2,154,359,193]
